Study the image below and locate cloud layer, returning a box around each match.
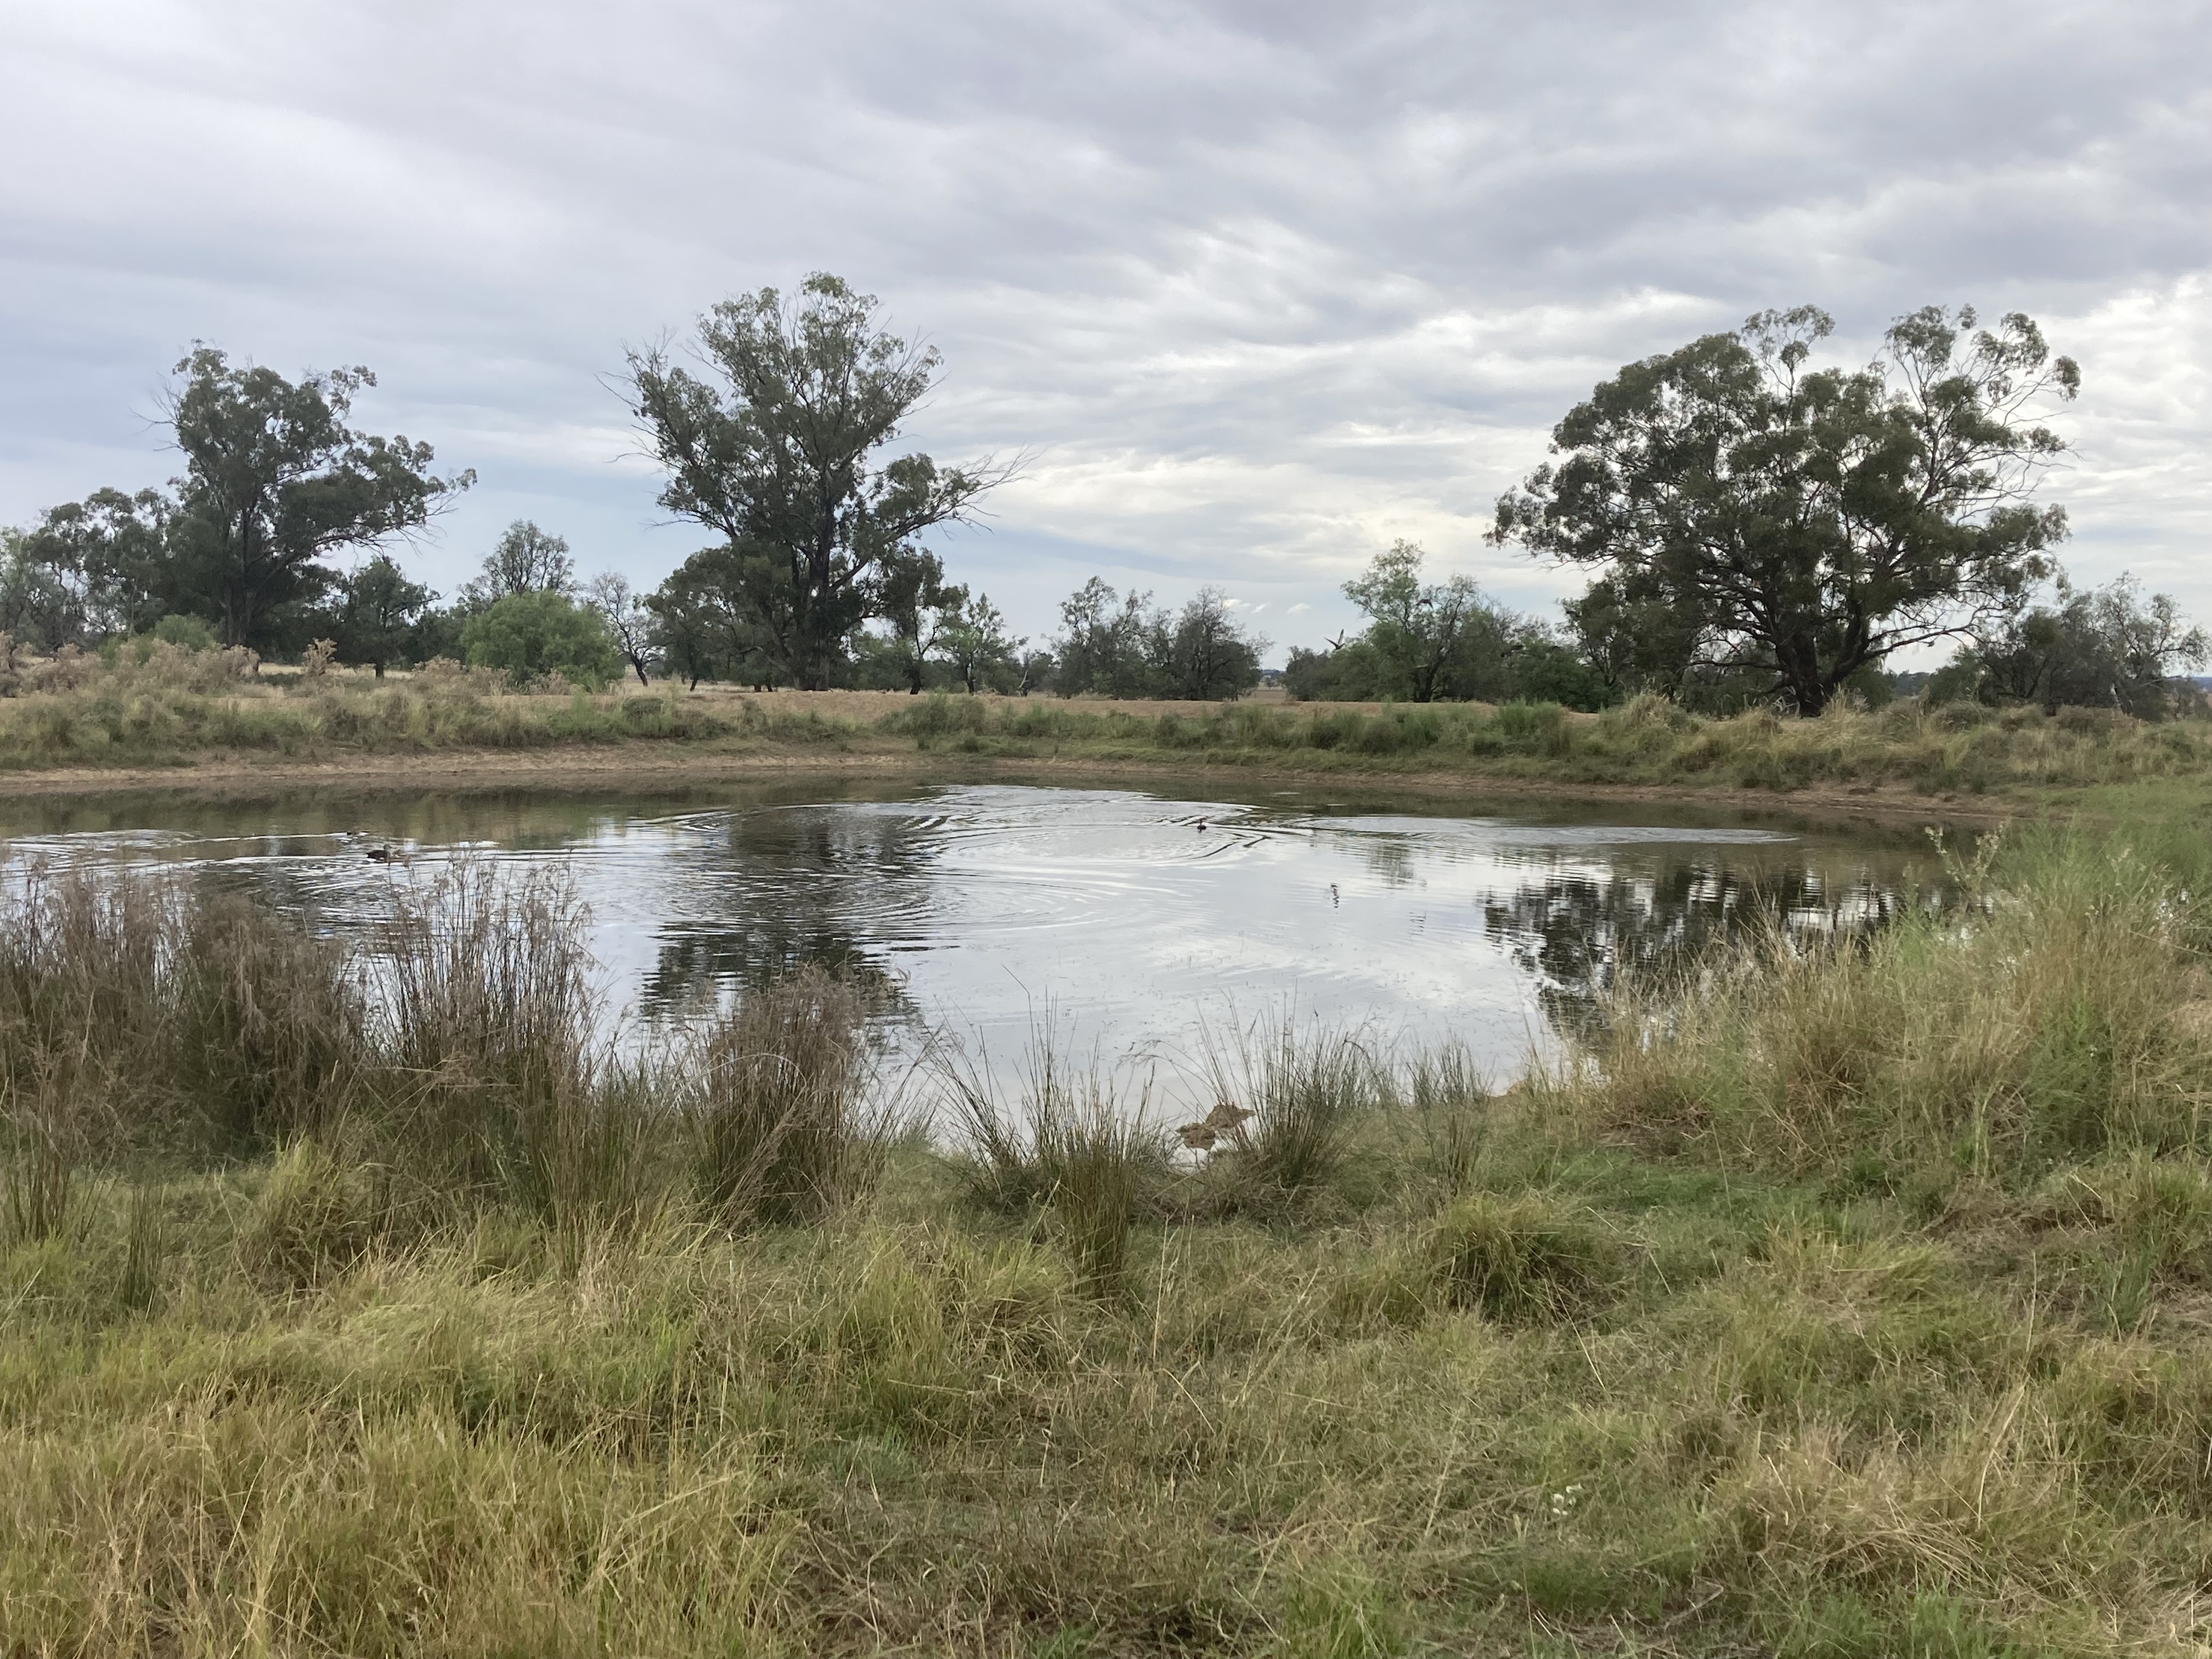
[3,0,2208,651]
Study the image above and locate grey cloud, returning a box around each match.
[2,0,2208,649]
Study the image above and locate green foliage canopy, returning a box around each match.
[1492,305,2079,715]
[12,488,172,646]
[1940,574,2209,718]
[629,274,999,691]
[939,594,1026,693]
[1048,580,1265,700]
[162,348,471,648]
[461,590,622,690]
[462,521,574,608]
[1284,543,1605,709]
[324,555,434,678]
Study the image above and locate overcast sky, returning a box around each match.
[3,0,2208,656]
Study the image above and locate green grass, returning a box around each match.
[9,832,2212,1651]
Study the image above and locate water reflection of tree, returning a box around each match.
[1322,828,1420,889]
[639,806,929,1016]
[1483,859,1912,1038]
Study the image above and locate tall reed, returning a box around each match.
[373,860,599,1209]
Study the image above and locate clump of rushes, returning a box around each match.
[373,859,600,1210]
[1410,1041,1492,1194]
[0,866,171,1234]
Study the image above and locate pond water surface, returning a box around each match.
[0,777,1945,1094]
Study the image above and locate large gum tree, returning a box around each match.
[628,274,1001,691]
[163,348,470,648]
[1490,306,2079,715]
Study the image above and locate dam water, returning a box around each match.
[0,777,1943,1099]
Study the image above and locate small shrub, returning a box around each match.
[24,645,98,694]
[151,614,219,652]
[1493,700,1572,756]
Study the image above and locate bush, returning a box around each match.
[461,592,623,691]
[152,613,218,652]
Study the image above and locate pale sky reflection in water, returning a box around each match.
[0,781,1937,1099]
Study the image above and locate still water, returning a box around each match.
[0,778,1941,1088]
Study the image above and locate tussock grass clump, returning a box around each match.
[685,966,884,1228]
[942,1038,1169,1289]
[244,1139,383,1287]
[1427,1190,1622,1322]
[1409,1041,1492,1194]
[1200,1016,1383,1208]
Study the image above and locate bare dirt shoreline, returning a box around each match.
[0,740,2026,827]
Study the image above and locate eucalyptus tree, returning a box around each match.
[1168,586,1265,700]
[463,521,575,607]
[876,548,966,693]
[1341,541,1512,703]
[629,274,1001,691]
[10,488,171,645]
[585,572,660,687]
[939,594,1024,693]
[1955,574,2208,718]
[1053,578,1170,698]
[1491,306,2079,715]
[647,549,783,689]
[325,555,433,678]
[161,348,471,648]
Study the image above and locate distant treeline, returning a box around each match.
[3,280,2205,718]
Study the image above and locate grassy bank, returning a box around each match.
[7,646,2212,809]
[10,833,2212,1654]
